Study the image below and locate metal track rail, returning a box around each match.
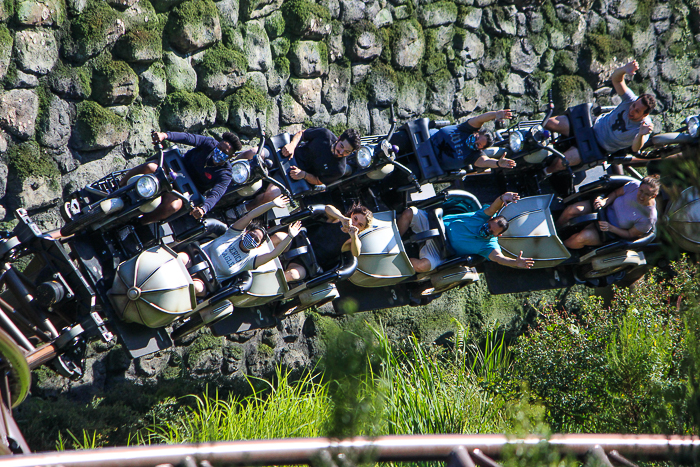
[0,434,698,467]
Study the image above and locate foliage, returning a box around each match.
[586,33,633,62]
[75,100,129,143]
[5,141,60,184]
[168,0,218,31]
[226,82,269,112]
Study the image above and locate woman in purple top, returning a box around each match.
[556,175,661,249]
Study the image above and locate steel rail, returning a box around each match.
[0,434,698,467]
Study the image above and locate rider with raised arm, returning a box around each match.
[396,193,535,273]
[120,131,242,224]
[544,60,656,176]
[179,195,301,296]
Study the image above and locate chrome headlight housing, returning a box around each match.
[356,146,373,168]
[231,160,251,184]
[136,175,159,199]
[509,131,524,153]
[687,115,699,138]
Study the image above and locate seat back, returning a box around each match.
[227,238,288,307]
[405,118,445,180]
[568,103,605,165]
[267,133,314,197]
[162,147,204,206]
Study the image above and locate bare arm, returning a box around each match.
[474,154,516,169]
[611,60,638,97]
[631,122,653,153]
[281,131,304,158]
[341,226,362,257]
[254,221,302,268]
[594,186,626,209]
[289,166,323,185]
[598,222,646,240]
[467,109,513,129]
[232,196,289,231]
[489,250,534,269]
[484,192,519,217]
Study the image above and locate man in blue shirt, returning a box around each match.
[120,131,242,224]
[397,192,534,272]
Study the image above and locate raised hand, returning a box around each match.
[272,195,291,208]
[502,192,520,204]
[152,131,167,143]
[624,60,639,76]
[593,197,607,210]
[517,251,535,269]
[191,206,205,219]
[347,224,359,237]
[288,220,302,238]
[639,122,654,136]
[289,165,305,180]
[497,157,516,169]
[497,109,513,120]
[281,143,295,158]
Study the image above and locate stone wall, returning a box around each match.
[0,0,699,228]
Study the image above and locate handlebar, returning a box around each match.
[540,89,554,127]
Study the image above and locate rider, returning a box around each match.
[272,203,373,282]
[179,195,301,296]
[429,109,517,170]
[556,175,660,249]
[120,131,243,224]
[396,193,535,272]
[231,127,362,216]
[544,60,656,175]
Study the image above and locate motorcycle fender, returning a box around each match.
[299,283,339,306]
[367,164,394,180]
[523,148,549,164]
[591,250,646,271]
[429,266,479,290]
[238,179,264,196]
[138,197,162,213]
[198,300,234,325]
[99,197,124,214]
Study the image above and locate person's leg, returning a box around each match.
[564,224,602,249]
[545,146,581,175]
[192,278,206,296]
[284,262,307,282]
[545,115,571,136]
[397,208,414,236]
[119,162,158,187]
[410,257,433,273]
[140,192,183,224]
[556,200,592,228]
[243,184,281,212]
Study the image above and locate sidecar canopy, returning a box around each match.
[665,187,700,253]
[498,194,571,269]
[109,245,196,328]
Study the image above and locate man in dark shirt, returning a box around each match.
[430,109,515,170]
[120,131,242,224]
[239,127,361,213]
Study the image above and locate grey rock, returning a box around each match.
[340,0,366,23]
[528,11,545,33]
[516,12,527,37]
[548,28,567,50]
[347,97,371,134]
[475,0,494,6]
[66,0,87,14]
[510,38,539,74]
[15,0,65,27]
[556,4,579,23]
[327,26,345,62]
[245,71,268,95]
[163,93,216,133]
[654,18,670,35]
[349,29,383,61]
[139,61,168,104]
[49,146,80,174]
[571,14,587,46]
[280,94,307,125]
[270,37,290,58]
[266,64,289,96]
[369,106,391,134]
[586,10,605,34]
[320,0,340,18]
[391,20,425,69]
[461,7,482,30]
[483,5,517,37]
[289,41,327,78]
[396,78,426,118]
[394,5,410,20]
[14,29,58,76]
[121,1,155,29]
[464,61,478,79]
[8,173,61,211]
[431,24,454,51]
[124,105,159,157]
[633,23,656,56]
[65,17,126,63]
[240,0,282,21]
[62,154,130,196]
[92,64,139,106]
[427,74,454,115]
[38,95,72,149]
[0,89,38,140]
[264,10,284,39]
[310,104,330,127]
[243,20,273,72]
[352,63,371,83]
[107,0,138,9]
[217,0,239,28]
[506,96,536,115]
[8,69,39,88]
[605,15,624,36]
[0,160,7,199]
[374,8,393,27]
[368,70,397,106]
[228,100,267,136]
[164,52,197,93]
[588,58,629,87]
[323,63,351,113]
[0,32,11,82]
[135,352,169,378]
[661,58,690,84]
[506,73,525,96]
[197,60,247,101]
[419,2,457,27]
[168,7,221,54]
[652,4,670,20]
[290,78,322,114]
[329,112,347,129]
[613,0,637,18]
[456,30,483,61]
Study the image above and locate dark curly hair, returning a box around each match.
[222,132,242,152]
[638,94,656,115]
[246,220,267,238]
[345,202,373,231]
[492,215,509,234]
[340,128,362,152]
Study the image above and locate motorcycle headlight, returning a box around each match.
[136,175,159,199]
[356,146,373,168]
[231,161,251,184]
[687,116,699,137]
[509,131,524,153]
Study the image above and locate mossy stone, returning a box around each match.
[391,19,425,69]
[346,20,382,61]
[553,50,578,75]
[48,62,92,100]
[6,140,59,184]
[281,0,331,39]
[161,91,216,132]
[242,20,273,72]
[586,33,633,63]
[0,25,12,82]
[74,100,130,150]
[63,0,125,63]
[215,100,229,123]
[124,103,159,157]
[553,75,593,111]
[113,19,165,64]
[424,51,447,75]
[226,82,269,134]
[240,0,282,22]
[419,1,458,28]
[15,0,66,27]
[91,59,139,106]
[196,44,247,99]
[289,40,328,78]
[367,62,397,106]
[270,36,290,58]
[138,61,166,104]
[166,0,221,54]
[265,10,285,39]
[163,51,197,93]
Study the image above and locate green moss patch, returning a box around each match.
[5,141,59,184]
[226,82,269,112]
[586,33,633,62]
[553,75,592,109]
[274,56,290,76]
[75,100,129,146]
[169,0,218,31]
[265,10,285,39]
[66,0,122,60]
[281,0,330,36]
[114,17,165,62]
[197,44,247,76]
[163,90,215,115]
[423,51,447,75]
[48,62,92,99]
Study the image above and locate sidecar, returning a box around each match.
[333,190,482,313]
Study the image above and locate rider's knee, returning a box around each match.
[177,251,192,268]
[270,231,288,247]
[284,263,307,282]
